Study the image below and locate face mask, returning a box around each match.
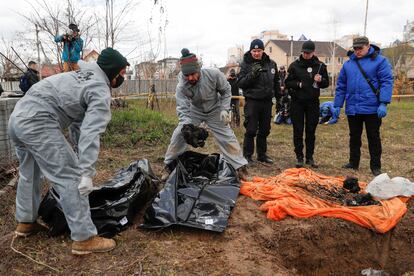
[111,75,125,88]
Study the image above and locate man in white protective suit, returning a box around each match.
[161,48,249,181]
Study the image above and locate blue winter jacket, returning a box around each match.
[54,35,83,62]
[334,45,393,115]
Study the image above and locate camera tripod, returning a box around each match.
[146,90,160,111]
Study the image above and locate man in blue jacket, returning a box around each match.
[55,23,83,72]
[319,101,339,124]
[334,36,393,176]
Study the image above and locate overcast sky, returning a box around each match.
[0,0,412,67]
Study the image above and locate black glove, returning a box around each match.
[251,63,262,78]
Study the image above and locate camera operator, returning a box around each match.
[55,23,83,72]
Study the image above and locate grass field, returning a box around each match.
[0,97,413,275]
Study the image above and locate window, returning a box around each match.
[337,57,344,64]
[325,57,331,64]
[269,46,272,53]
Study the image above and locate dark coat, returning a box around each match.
[285,55,329,101]
[237,52,280,100]
[227,77,239,97]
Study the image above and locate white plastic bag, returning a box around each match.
[366,173,414,200]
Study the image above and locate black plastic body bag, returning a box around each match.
[141,151,240,232]
[38,159,158,238]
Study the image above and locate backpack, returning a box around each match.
[19,73,31,93]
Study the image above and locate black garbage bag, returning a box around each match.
[141,151,240,232]
[38,159,158,238]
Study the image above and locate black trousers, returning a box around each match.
[243,99,272,158]
[347,114,382,170]
[290,99,319,160]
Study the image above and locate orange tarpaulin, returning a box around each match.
[240,168,407,233]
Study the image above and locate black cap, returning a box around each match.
[301,40,315,53]
[353,36,369,48]
[68,23,79,32]
[97,47,130,81]
[250,39,264,50]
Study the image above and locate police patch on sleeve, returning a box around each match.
[271,68,276,74]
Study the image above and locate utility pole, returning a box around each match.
[35,24,42,80]
[331,18,338,96]
[363,0,369,36]
[290,35,293,65]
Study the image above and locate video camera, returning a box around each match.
[63,23,80,42]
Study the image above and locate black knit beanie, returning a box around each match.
[180,48,200,75]
[97,47,130,81]
[250,39,264,50]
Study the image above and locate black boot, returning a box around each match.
[306,159,318,168]
[295,158,304,168]
[342,163,359,170]
[244,155,254,164]
[371,167,382,176]
[257,155,273,164]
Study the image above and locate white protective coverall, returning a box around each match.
[164,68,247,169]
[8,61,111,241]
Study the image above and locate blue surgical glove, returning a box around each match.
[328,118,338,124]
[333,107,341,118]
[377,103,387,118]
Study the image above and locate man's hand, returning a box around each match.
[78,176,94,196]
[314,74,322,82]
[251,63,262,78]
[377,103,387,118]
[220,110,231,124]
[328,118,338,124]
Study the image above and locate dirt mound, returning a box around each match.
[254,200,414,275]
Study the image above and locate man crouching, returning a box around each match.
[162,48,249,181]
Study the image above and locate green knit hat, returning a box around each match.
[97,47,130,81]
[180,48,200,75]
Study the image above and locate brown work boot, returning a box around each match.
[160,165,172,182]
[15,222,47,237]
[237,165,250,181]
[72,236,116,255]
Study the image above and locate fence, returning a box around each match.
[0,98,19,166]
[1,81,21,92]
[1,79,179,95]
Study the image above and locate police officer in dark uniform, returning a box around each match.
[238,39,280,164]
[285,40,329,168]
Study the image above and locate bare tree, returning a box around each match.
[0,37,25,80]
[19,0,98,69]
[383,43,414,95]
[103,0,138,48]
